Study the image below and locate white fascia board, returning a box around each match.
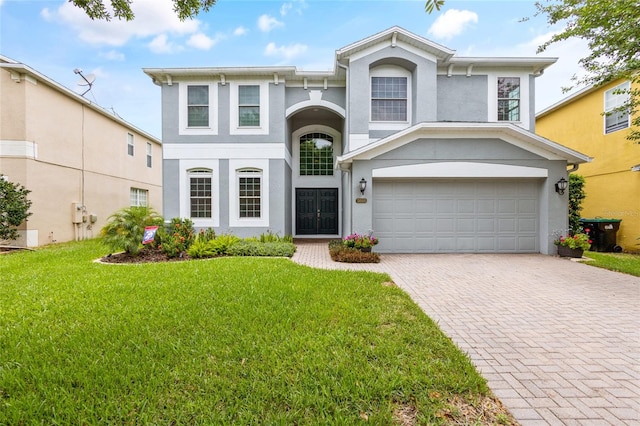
[337,122,592,165]
[372,162,548,179]
[632,164,640,172]
[0,140,37,158]
[536,84,597,118]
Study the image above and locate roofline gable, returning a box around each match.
[336,122,592,166]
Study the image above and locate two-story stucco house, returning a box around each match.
[0,56,162,247]
[144,26,590,254]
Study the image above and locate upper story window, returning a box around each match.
[146,143,152,168]
[371,76,408,121]
[130,188,148,207]
[300,133,334,176]
[179,82,218,135]
[238,85,260,127]
[127,133,134,156]
[187,85,209,127]
[497,77,520,121]
[604,81,630,134]
[189,168,212,218]
[237,168,262,218]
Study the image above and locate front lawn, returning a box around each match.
[583,251,640,277]
[1,240,508,424]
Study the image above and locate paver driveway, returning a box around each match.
[292,241,640,425]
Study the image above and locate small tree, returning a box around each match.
[568,174,586,235]
[0,175,33,243]
[100,206,163,255]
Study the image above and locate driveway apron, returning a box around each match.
[291,241,640,425]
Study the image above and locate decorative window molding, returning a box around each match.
[188,168,213,219]
[179,82,218,135]
[487,73,529,129]
[179,160,219,227]
[230,81,269,135]
[299,133,334,176]
[146,142,152,168]
[127,133,134,156]
[370,65,411,131]
[229,159,269,227]
[130,188,148,207]
[497,77,520,122]
[604,81,630,134]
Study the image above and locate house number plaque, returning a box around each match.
[356,197,367,204]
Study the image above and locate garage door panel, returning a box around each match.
[373,180,539,253]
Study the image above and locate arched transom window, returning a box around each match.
[300,133,334,176]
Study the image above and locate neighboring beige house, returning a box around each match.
[0,56,162,247]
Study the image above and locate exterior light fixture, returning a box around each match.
[359,178,367,196]
[555,177,568,195]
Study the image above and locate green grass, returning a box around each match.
[583,251,640,277]
[1,240,490,424]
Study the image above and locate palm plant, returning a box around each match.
[100,206,163,255]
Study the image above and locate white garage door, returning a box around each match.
[373,180,540,253]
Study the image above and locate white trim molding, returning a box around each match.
[229,159,270,227]
[229,80,270,135]
[372,162,548,179]
[179,159,220,227]
[0,140,38,158]
[178,81,219,135]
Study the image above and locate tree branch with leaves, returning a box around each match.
[70,0,217,21]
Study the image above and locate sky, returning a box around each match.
[0,0,591,139]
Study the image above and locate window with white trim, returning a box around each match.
[300,133,334,176]
[371,76,407,121]
[146,142,152,168]
[189,169,212,218]
[187,85,209,127]
[237,169,262,218]
[604,81,630,134]
[238,85,260,127]
[127,133,134,156]
[130,188,148,207]
[497,77,520,121]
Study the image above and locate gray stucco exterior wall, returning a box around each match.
[437,75,488,122]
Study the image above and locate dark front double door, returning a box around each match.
[296,188,338,235]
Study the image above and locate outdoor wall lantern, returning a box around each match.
[359,178,367,196]
[555,177,568,195]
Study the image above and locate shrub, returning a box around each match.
[207,234,241,256]
[158,218,195,258]
[227,241,296,257]
[258,231,294,243]
[187,238,219,259]
[0,175,32,243]
[100,206,163,255]
[569,174,586,235]
[197,227,216,243]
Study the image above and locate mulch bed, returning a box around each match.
[100,246,190,264]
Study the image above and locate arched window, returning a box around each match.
[300,133,334,176]
[188,168,212,218]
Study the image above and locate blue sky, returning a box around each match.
[0,0,590,138]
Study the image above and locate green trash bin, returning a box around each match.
[579,218,623,252]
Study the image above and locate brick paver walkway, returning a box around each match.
[291,240,640,425]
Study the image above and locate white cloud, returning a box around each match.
[148,34,183,54]
[186,32,221,50]
[280,0,307,16]
[234,26,248,36]
[49,0,199,47]
[258,14,284,32]
[40,7,53,20]
[264,42,307,60]
[99,50,125,61]
[428,9,478,40]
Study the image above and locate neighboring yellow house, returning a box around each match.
[0,56,162,247]
[537,79,639,252]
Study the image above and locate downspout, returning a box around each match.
[567,163,579,173]
[337,60,351,236]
